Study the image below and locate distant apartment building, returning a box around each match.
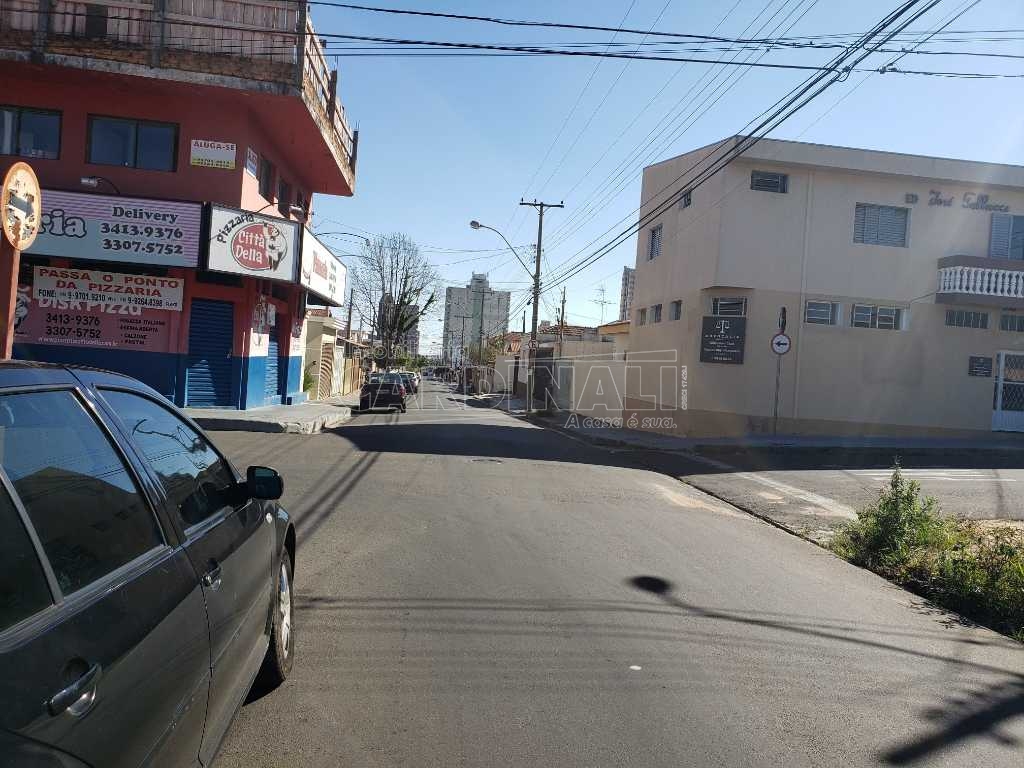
[626,136,1024,437]
[443,274,510,362]
[401,305,420,357]
[618,267,636,321]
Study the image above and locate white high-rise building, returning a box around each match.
[619,266,636,322]
[443,274,511,363]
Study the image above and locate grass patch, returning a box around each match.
[831,465,1024,642]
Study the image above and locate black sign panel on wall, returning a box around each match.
[969,356,993,377]
[700,316,747,364]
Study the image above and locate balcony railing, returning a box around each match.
[938,265,1024,300]
[0,0,355,171]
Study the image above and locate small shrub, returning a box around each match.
[832,465,1024,642]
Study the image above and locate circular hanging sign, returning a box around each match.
[770,332,792,355]
[2,162,41,250]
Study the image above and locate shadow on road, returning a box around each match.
[626,575,1024,765]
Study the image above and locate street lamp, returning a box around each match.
[469,221,532,277]
[470,219,540,412]
[80,176,120,195]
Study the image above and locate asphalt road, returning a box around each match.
[210,380,1024,767]
[609,446,1024,540]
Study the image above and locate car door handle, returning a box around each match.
[48,662,102,717]
[202,561,223,591]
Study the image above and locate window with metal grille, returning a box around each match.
[0,107,61,160]
[854,203,909,247]
[852,303,902,330]
[679,190,692,209]
[670,300,682,321]
[637,307,647,326]
[945,310,989,329]
[647,224,662,261]
[1001,314,1024,332]
[712,297,746,316]
[804,300,839,325]
[651,304,662,323]
[750,170,788,193]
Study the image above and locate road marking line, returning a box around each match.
[691,455,856,519]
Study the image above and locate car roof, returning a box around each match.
[0,360,165,398]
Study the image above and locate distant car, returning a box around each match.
[396,371,418,395]
[0,362,296,768]
[359,372,407,412]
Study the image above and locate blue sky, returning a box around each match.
[309,0,1024,353]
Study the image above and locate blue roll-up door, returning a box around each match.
[185,299,234,407]
[265,333,280,403]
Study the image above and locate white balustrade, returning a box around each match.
[938,265,1024,299]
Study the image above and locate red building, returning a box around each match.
[0,0,356,407]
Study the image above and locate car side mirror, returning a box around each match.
[247,465,283,500]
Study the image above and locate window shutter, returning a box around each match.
[990,212,1012,259]
[878,206,908,247]
[854,203,907,247]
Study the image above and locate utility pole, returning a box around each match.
[474,287,491,366]
[559,286,567,356]
[522,311,526,334]
[520,199,564,412]
[345,288,354,341]
[455,313,472,392]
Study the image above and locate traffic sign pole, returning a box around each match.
[0,236,19,360]
[1,163,41,360]
[771,311,789,435]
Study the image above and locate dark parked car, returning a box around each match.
[359,372,407,412]
[0,362,296,768]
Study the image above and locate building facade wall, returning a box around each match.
[4,60,328,408]
[627,140,1024,436]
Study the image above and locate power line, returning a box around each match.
[539,0,945,288]
[503,0,638,243]
[536,0,943,297]
[545,0,823,251]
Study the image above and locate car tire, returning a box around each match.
[256,547,295,689]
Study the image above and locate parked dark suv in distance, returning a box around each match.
[0,362,296,768]
[359,372,407,412]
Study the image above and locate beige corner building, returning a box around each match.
[627,136,1024,437]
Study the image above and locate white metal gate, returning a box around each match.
[992,351,1024,431]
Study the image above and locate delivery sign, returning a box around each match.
[208,205,298,283]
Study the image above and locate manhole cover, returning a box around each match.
[470,458,503,464]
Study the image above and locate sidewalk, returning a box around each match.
[511,409,1024,456]
[187,393,358,434]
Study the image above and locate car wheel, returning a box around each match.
[257,547,294,688]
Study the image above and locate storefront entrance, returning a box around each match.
[992,351,1024,431]
[185,299,235,407]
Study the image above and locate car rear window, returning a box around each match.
[0,390,163,595]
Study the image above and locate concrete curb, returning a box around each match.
[193,407,352,434]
